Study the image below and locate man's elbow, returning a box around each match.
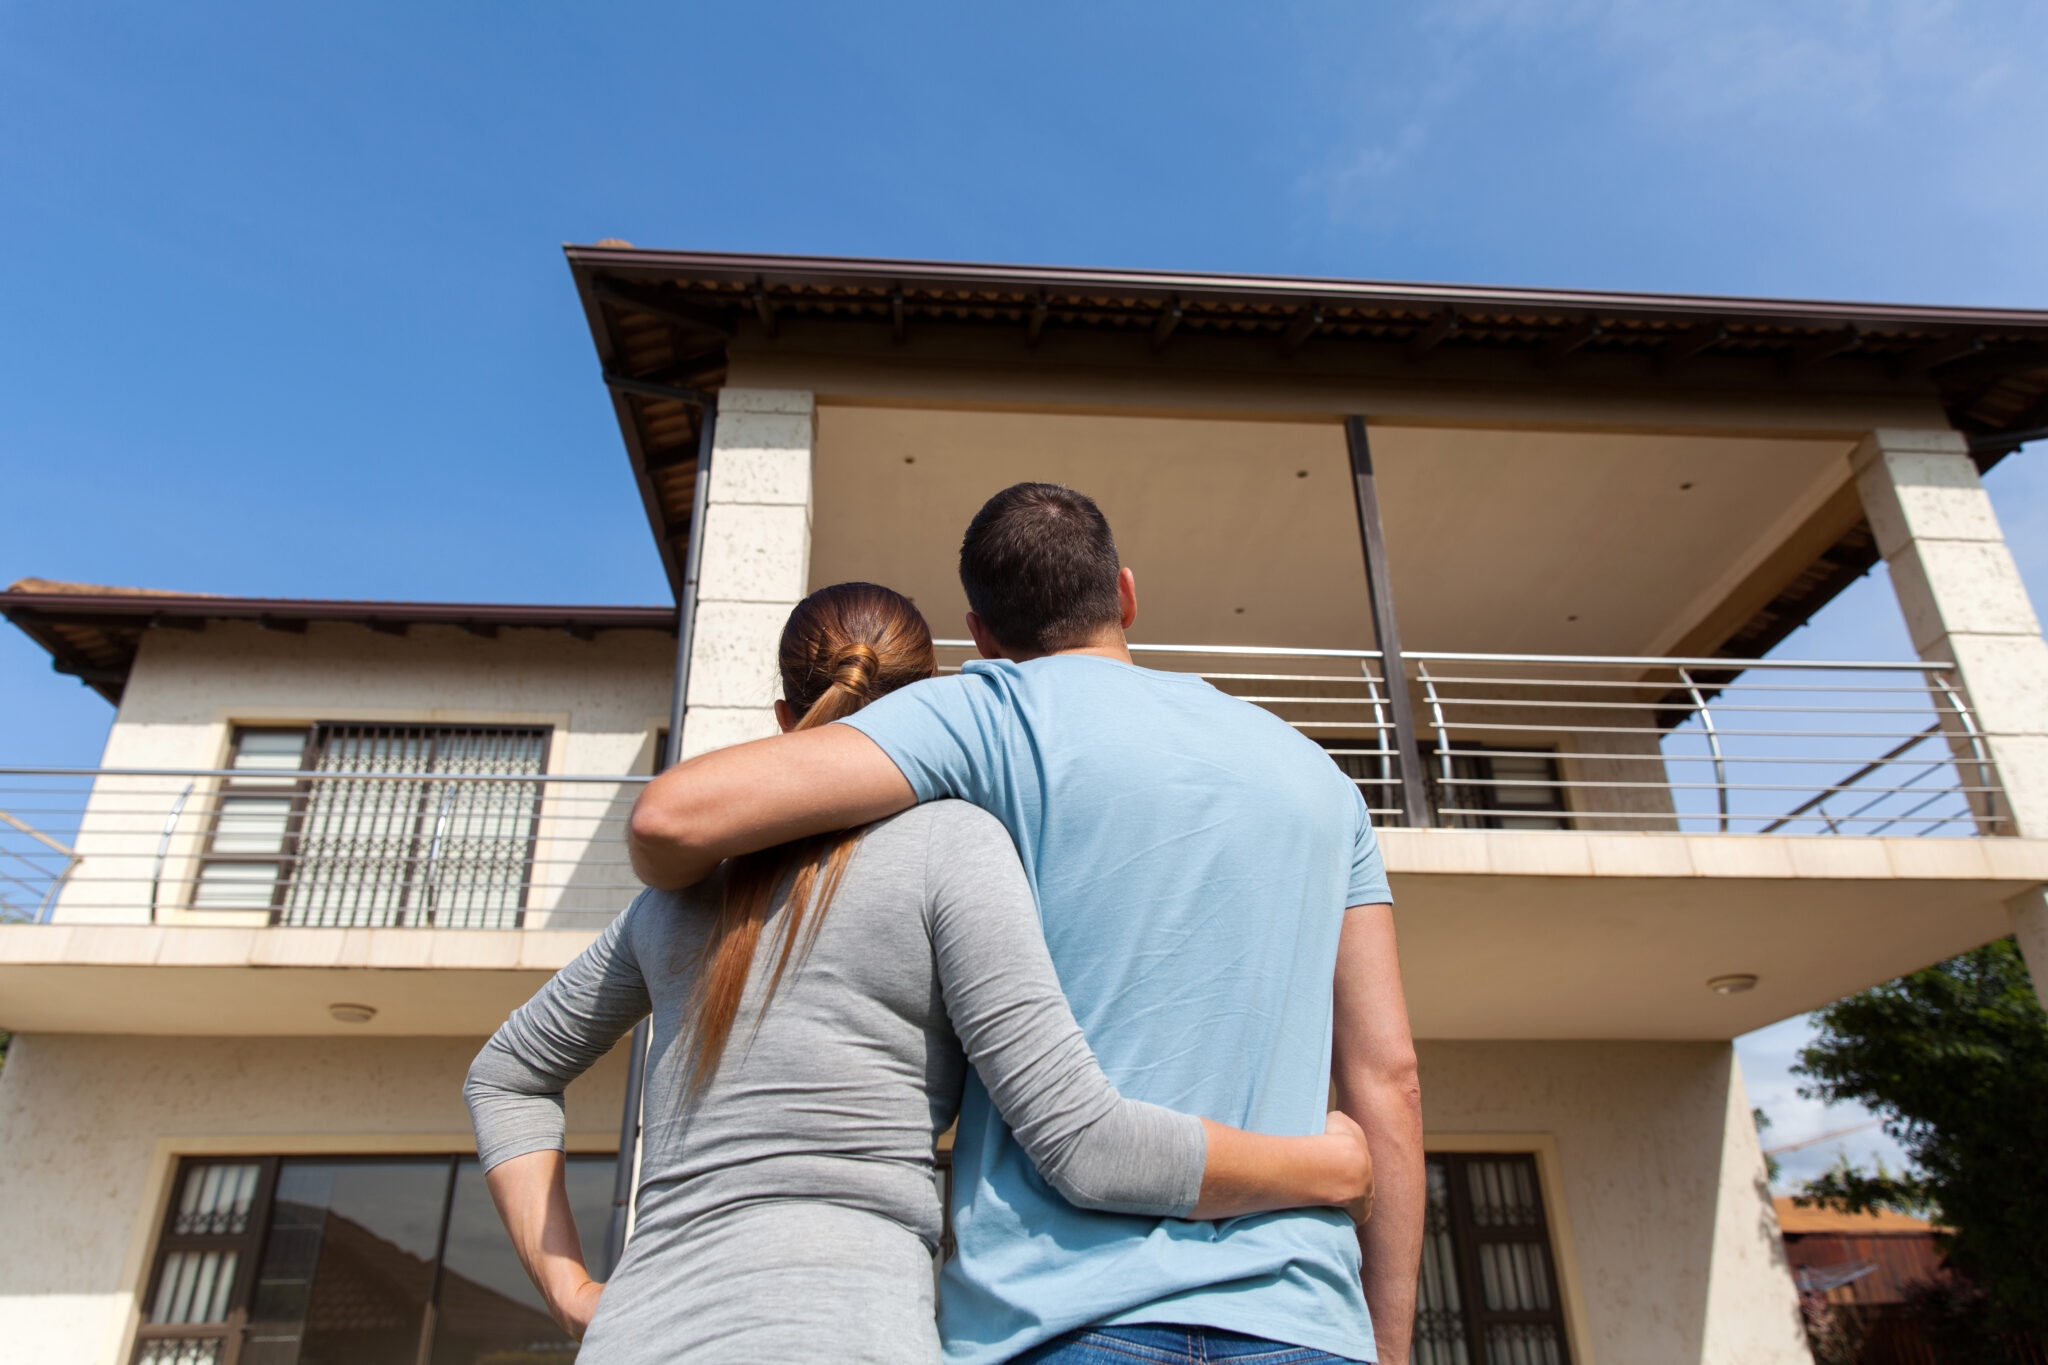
[1340,1049,1423,1118]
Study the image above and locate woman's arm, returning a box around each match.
[923,805,1372,1221]
[464,895,657,1323]
[484,1150,606,1338]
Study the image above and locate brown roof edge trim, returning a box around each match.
[0,590,679,632]
[564,245,2048,331]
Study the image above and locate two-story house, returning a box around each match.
[4,248,2047,1365]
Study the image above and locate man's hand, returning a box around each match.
[628,725,916,888]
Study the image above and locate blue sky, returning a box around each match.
[3,0,2045,1186]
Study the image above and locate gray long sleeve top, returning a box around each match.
[466,800,1206,1356]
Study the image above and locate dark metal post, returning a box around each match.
[1345,416,1433,828]
[602,395,719,1278]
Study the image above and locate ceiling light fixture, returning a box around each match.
[1706,974,1758,996]
[329,1002,378,1024]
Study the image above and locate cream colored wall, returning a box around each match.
[55,621,673,929]
[0,1032,626,1365]
[1420,1039,1809,1365]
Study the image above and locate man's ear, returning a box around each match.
[965,612,1004,661]
[1117,567,1138,630]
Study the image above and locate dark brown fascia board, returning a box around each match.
[0,591,677,634]
[564,244,2048,336]
[567,254,691,599]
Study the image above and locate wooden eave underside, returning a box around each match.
[567,247,2048,657]
[0,590,676,704]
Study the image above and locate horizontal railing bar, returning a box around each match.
[0,767,655,783]
[934,639,1954,672]
[1432,721,1956,740]
[1437,808,1998,825]
[1412,673,1947,694]
[1423,695,1958,715]
[1404,652,1954,670]
[933,638,1385,660]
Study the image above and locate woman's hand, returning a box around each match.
[1324,1109,1375,1224]
[552,1275,606,1340]
[1189,1110,1377,1221]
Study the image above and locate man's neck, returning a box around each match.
[1001,631,1134,667]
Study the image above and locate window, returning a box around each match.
[1413,1153,1573,1365]
[193,725,550,929]
[136,1155,615,1365]
[1426,746,1570,830]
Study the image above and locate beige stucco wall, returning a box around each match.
[55,621,674,929]
[0,1032,627,1365]
[1420,1039,1809,1365]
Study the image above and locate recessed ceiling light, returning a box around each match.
[329,1002,378,1024]
[1706,974,1758,996]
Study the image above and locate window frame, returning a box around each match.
[132,1150,615,1365]
[1414,1146,1583,1365]
[1424,742,1573,831]
[132,1157,281,1365]
[191,723,554,927]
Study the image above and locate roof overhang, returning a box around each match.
[1,580,675,704]
[563,247,2048,650]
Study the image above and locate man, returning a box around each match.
[630,483,1424,1364]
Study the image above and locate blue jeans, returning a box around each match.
[1016,1324,1369,1364]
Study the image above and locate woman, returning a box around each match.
[466,583,1371,1364]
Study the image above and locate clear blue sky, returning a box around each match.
[3,0,2045,1179]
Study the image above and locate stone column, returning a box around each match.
[679,388,814,759]
[1852,428,2048,1003]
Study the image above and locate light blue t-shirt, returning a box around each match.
[841,654,1392,1365]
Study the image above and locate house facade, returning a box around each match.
[4,248,2048,1365]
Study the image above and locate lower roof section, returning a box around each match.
[3,831,2040,1041]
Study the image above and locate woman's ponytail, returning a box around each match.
[682,584,936,1099]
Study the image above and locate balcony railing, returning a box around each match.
[0,648,2008,930]
[935,642,2004,837]
[0,767,649,928]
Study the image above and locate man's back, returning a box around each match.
[843,654,1389,1365]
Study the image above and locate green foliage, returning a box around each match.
[1794,937,2048,1335]
[1752,1107,1781,1183]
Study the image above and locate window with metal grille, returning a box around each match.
[1425,745,1571,830]
[192,724,550,929]
[1413,1153,1573,1365]
[135,1154,615,1365]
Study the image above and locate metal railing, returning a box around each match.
[935,642,2003,837]
[0,647,2009,930]
[0,767,651,928]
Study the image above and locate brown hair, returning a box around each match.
[958,482,1123,654]
[682,582,937,1097]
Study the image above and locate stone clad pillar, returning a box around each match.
[680,388,814,759]
[1853,428,2048,1002]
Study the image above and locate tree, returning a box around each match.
[1794,937,2048,1336]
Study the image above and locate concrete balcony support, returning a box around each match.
[1854,429,2048,1003]
[680,388,815,759]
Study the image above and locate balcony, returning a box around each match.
[2,646,2043,1040]
[932,641,2007,837]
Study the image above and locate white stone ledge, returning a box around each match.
[0,924,598,972]
[1380,828,2048,883]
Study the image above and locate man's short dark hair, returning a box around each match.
[958,483,1123,654]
